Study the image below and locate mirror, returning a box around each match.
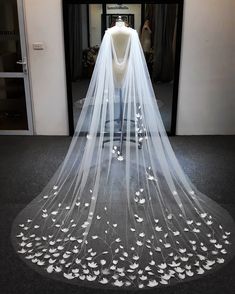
[63,1,183,135]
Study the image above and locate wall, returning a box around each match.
[24,0,69,135]
[176,0,235,135]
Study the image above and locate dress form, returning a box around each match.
[103,18,133,152]
[108,17,131,88]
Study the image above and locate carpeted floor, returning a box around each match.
[0,135,234,294]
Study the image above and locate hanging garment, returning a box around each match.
[140,24,152,53]
[11,26,235,289]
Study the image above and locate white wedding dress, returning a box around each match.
[11,25,234,289]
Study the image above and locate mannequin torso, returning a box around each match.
[108,22,132,87]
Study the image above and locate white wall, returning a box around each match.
[24,0,69,135]
[177,0,235,135]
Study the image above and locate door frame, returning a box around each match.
[0,0,34,135]
[63,0,184,136]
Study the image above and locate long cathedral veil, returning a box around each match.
[11,26,235,289]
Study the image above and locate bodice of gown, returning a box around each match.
[108,27,132,88]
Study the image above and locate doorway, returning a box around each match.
[63,1,183,136]
[0,0,33,135]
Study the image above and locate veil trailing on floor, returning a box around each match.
[11,26,234,289]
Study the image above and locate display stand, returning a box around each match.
[102,88,143,153]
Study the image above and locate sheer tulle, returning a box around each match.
[11,27,235,289]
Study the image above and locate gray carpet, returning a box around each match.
[0,135,234,294]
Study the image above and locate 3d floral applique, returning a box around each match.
[14,192,233,289]
[99,277,109,284]
[112,145,124,161]
[155,226,162,232]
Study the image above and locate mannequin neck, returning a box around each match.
[115,21,125,27]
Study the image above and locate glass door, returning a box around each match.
[0,0,33,134]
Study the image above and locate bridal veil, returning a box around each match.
[11,26,235,289]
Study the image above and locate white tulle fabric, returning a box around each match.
[11,27,234,289]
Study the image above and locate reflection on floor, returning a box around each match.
[72,79,173,133]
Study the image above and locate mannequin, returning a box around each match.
[109,16,131,87]
[103,16,133,151]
